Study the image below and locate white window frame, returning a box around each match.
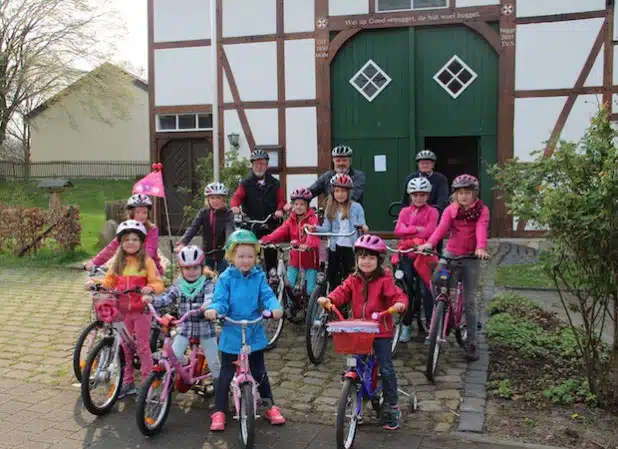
[375,0,450,13]
[156,113,213,132]
[433,55,478,99]
[349,59,392,102]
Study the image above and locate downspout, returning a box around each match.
[211,0,220,181]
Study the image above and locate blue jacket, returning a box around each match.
[316,201,366,251]
[208,265,281,354]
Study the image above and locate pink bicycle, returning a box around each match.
[135,304,212,436]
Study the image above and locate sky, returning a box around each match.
[111,0,148,78]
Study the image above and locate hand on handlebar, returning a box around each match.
[317,296,332,310]
[204,309,218,321]
[84,279,97,291]
[274,210,284,219]
[231,206,241,215]
[84,262,94,272]
[140,286,154,295]
[417,242,433,252]
[392,302,406,313]
[283,203,293,213]
[305,224,317,232]
[271,309,283,320]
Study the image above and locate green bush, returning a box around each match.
[486,312,554,358]
[487,292,536,316]
[543,379,597,406]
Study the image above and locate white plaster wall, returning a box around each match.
[222,0,276,37]
[515,19,604,90]
[224,110,250,159]
[223,72,233,103]
[285,39,316,100]
[516,0,606,18]
[613,94,618,114]
[614,47,618,85]
[225,43,277,102]
[284,0,315,32]
[285,108,318,167]
[561,94,602,143]
[246,109,279,145]
[455,0,499,7]
[329,0,368,16]
[286,174,319,207]
[585,45,604,87]
[155,47,212,106]
[153,0,211,42]
[514,97,565,161]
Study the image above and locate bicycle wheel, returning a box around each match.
[239,383,256,449]
[81,338,124,416]
[136,369,173,436]
[305,285,328,365]
[73,320,103,382]
[425,301,446,382]
[336,378,360,449]
[264,283,287,350]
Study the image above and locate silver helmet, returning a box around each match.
[407,177,432,194]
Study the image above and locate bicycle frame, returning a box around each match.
[344,354,381,408]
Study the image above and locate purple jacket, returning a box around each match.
[92,226,163,275]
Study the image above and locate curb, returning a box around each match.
[500,285,557,292]
[453,433,569,449]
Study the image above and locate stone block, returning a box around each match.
[457,411,485,433]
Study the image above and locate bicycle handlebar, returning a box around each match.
[385,244,420,255]
[90,285,141,295]
[326,304,398,321]
[219,311,272,326]
[260,243,312,252]
[148,303,203,326]
[235,213,274,225]
[304,228,357,238]
[204,248,225,255]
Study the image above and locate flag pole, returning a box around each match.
[162,193,174,278]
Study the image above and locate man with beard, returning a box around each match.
[230,149,285,272]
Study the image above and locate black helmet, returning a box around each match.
[250,149,269,161]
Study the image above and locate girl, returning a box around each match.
[176,182,234,274]
[86,220,165,397]
[204,229,285,431]
[260,187,320,295]
[317,234,408,430]
[86,194,163,275]
[418,174,490,361]
[394,177,439,342]
[307,173,368,290]
[153,245,221,392]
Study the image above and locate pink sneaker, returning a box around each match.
[264,406,286,425]
[210,411,226,431]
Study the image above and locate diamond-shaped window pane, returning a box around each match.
[349,59,392,102]
[433,55,478,99]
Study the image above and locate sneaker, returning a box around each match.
[465,343,480,361]
[382,405,401,430]
[399,325,412,343]
[264,406,286,425]
[118,382,136,399]
[210,411,226,431]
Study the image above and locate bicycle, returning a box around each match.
[216,311,275,449]
[303,227,359,365]
[326,305,418,449]
[135,304,212,436]
[81,285,155,416]
[425,253,480,382]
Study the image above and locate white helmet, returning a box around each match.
[204,182,228,197]
[331,145,353,157]
[127,194,152,209]
[416,150,437,162]
[116,220,147,241]
[407,177,432,194]
[178,245,205,267]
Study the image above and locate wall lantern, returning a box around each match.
[254,144,283,173]
[227,132,240,149]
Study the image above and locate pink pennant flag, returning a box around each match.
[133,168,165,198]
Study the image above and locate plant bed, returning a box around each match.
[484,292,618,449]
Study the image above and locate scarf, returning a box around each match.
[455,200,485,222]
[179,275,206,300]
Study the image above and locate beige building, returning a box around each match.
[28,63,149,163]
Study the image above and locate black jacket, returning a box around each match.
[181,207,234,260]
[401,171,450,213]
[309,167,366,204]
[237,173,281,221]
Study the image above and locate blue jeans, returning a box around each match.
[287,266,318,295]
[374,338,398,406]
[171,335,221,379]
[402,257,434,325]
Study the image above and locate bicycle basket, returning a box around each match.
[327,320,380,354]
[93,295,124,323]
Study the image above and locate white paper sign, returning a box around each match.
[374,154,386,172]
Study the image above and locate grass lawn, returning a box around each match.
[495,262,556,289]
[0,179,134,266]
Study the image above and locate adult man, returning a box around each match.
[401,150,449,213]
[307,145,366,204]
[230,149,285,272]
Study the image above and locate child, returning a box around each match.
[418,174,490,361]
[317,234,408,430]
[86,194,163,275]
[394,177,439,342]
[86,220,165,397]
[260,187,320,295]
[307,173,368,290]
[204,229,285,431]
[153,245,221,391]
[176,182,234,274]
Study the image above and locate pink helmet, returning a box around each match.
[330,173,353,189]
[354,234,386,254]
[291,187,313,202]
[452,174,479,191]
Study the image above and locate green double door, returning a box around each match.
[331,25,499,231]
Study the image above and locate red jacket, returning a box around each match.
[328,270,408,338]
[261,209,320,269]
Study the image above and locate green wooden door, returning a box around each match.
[331,25,498,232]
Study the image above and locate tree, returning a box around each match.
[490,105,618,408]
[0,0,132,152]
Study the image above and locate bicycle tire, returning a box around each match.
[239,383,256,449]
[305,285,328,365]
[73,320,103,382]
[136,370,172,436]
[264,283,287,351]
[336,378,359,449]
[425,301,446,383]
[81,338,124,416]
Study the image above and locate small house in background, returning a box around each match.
[27,63,150,164]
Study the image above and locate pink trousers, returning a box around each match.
[121,311,153,384]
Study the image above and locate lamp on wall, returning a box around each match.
[227,132,240,149]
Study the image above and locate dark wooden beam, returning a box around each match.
[153,39,211,49]
[516,10,605,25]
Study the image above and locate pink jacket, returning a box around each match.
[92,226,163,275]
[394,204,439,240]
[428,201,490,256]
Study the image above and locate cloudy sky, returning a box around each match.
[111,0,148,77]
